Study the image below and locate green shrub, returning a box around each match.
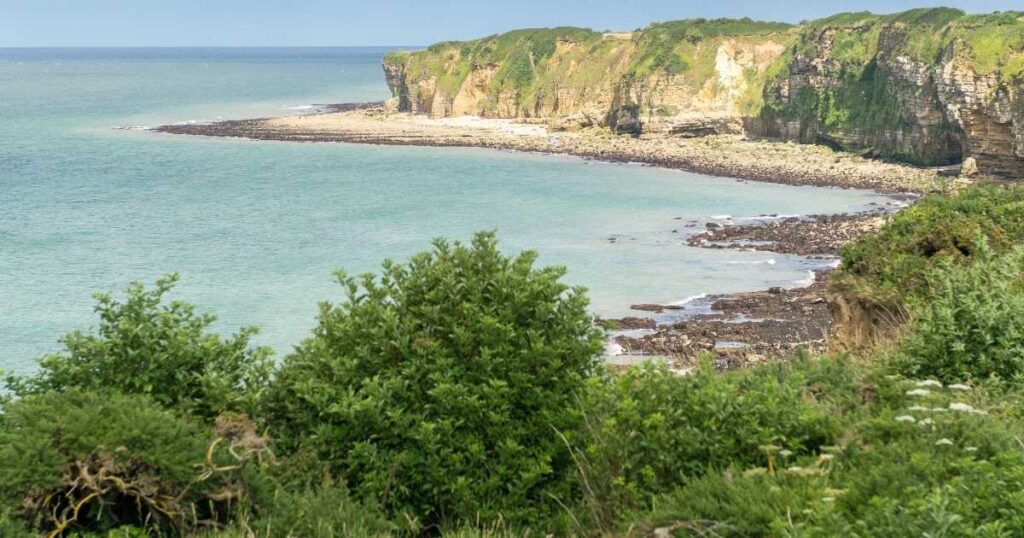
[628,368,1024,536]
[5,274,273,420]
[895,243,1024,383]
[0,390,249,535]
[266,232,604,530]
[237,481,394,538]
[568,357,842,529]
[0,509,34,538]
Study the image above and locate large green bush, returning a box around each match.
[0,391,247,535]
[895,243,1024,383]
[5,274,273,420]
[266,232,604,530]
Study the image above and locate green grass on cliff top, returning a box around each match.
[796,7,1024,77]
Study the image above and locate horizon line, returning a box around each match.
[0,45,426,50]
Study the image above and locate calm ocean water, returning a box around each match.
[0,48,901,373]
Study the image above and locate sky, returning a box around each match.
[1,0,1021,47]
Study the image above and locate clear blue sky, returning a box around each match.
[2,0,1021,47]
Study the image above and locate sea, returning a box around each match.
[0,47,903,373]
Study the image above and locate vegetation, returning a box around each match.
[265,232,603,530]
[6,184,1024,536]
[0,391,254,536]
[5,273,273,421]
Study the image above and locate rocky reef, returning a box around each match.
[383,9,1024,178]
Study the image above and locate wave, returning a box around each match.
[725,258,776,266]
[792,270,816,287]
[710,215,732,220]
[283,104,318,111]
[667,293,708,306]
[733,213,801,224]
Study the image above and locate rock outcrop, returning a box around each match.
[382,21,795,136]
[383,9,1024,178]
[749,9,1024,177]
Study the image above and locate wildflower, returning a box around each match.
[895,415,916,423]
[907,405,929,411]
[930,407,947,413]
[759,444,781,454]
[824,488,846,497]
[935,438,954,446]
[949,403,977,413]
[743,467,768,477]
[949,384,972,391]
[787,467,821,477]
[779,449,794,458]
[822,497,836,503]
[965,447,978,452]
[906,389,931,397]
[916,380,943,388]
[817,454,835,463]
[919,418,935,426]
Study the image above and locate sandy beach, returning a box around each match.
[156,105,946,194]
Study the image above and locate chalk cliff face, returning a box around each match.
[750,9,1024,176]
[383,9,1024,177]
[382,21,795,136]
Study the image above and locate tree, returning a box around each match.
[266,232,604,529]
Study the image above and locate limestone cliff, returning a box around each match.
[383,9,1024,177]
[382,21,795,136]
[749,8,1024,176]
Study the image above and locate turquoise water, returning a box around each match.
[0,48,900,373]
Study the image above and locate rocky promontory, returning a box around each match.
[383,8,1024,178]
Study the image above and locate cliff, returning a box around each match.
[750,8,1024,176]
[382,20,795,136]
[383,9,1024,177]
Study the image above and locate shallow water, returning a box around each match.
[0,48,901,373]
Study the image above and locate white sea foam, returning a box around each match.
[725,259,776,266]
[733,213,801,224]
[710,215,732,220]
[793,270,816,287]
[283,104,317,111]
[668,293,708,306]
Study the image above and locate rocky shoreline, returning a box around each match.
[601,209,902,368]
[153,105,945,194]
[152,105,923,368]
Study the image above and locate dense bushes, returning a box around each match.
[838,185,1024,300]
[267,232,603,530]
[634,374,1024,536]
[895,243,1024,383]
[6,208,1024,537]
[0,391,249,535]
[570,357,841,521]
[5,274,273,421]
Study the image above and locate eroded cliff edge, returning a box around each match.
[383,9,1024,178]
